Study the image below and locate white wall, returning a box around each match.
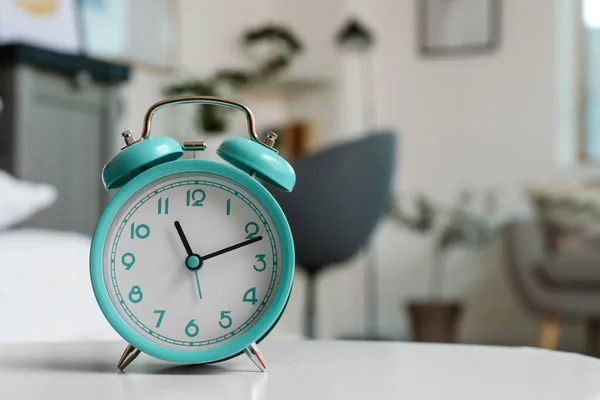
[341,0,589,350]
[117,0,588,350]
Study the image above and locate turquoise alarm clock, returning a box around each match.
[90,96,295,372]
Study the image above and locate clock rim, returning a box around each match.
[90,159,295,364]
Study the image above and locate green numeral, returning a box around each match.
[245,222,259,239]
[253,254,267,272]
[186,189,206,207]
[185,319,199,337]
[157,198,169,214]
[219,310,232,329]
[121,252,135,270]
[130,223,150,239]
[226,198,231,215]
[243,287,257,305]
[128,285,143,303]
[154,310,165,328]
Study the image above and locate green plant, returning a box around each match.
[165,24,303,133]
[389,189,503,299]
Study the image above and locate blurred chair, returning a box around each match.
[270,131,397,338]
[505,220,600,356]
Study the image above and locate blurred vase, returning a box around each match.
[407,301,463,343]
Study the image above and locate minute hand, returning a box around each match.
[203,236,263,261]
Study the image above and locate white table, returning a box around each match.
[0,340,599,399]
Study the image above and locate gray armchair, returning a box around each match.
[505,220,600,356]
[270,131,397,338]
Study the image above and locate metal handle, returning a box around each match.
[140,96,260,143]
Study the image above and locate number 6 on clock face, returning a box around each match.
[90,160,295,366]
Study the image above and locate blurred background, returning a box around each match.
[4,0,600,358]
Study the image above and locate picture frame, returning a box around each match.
[417,0,501,57]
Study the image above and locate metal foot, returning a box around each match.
[244,342,267,372]
[117,344,141,371]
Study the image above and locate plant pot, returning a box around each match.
[407,301,464,343]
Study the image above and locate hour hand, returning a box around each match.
[174,221,203,300]
[174,221,194,256]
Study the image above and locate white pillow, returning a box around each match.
[0,170,57,230]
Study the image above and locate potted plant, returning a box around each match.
[389,189,503,343]
[164,24,303,135]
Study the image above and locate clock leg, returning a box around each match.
[117,344,141,371]
[244,342,267,372]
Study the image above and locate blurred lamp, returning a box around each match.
[335,18,375,52]
[334,17,377,129]
[334,18,386,341]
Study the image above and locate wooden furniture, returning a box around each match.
[0,44,129,235]
[505,220,600,355]
[0,340,599,398]
[539,315,561,350]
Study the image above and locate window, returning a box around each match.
[582,0,600,160]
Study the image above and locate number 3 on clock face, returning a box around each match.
[90,160,295,365]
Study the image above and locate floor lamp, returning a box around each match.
[335,18,389,340]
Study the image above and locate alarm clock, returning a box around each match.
[89,96,296,372]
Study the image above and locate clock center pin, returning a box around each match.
[185,254,203,271]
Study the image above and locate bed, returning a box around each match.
[0,170,119,342]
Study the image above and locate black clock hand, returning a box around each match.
[174,221,203,300]
[203,236,263,261]
[174,221,194,256]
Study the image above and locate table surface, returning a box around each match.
[0,340,599,399]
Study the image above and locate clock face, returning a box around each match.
[101,171,283,350]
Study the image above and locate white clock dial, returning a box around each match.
[102,172,283,350]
